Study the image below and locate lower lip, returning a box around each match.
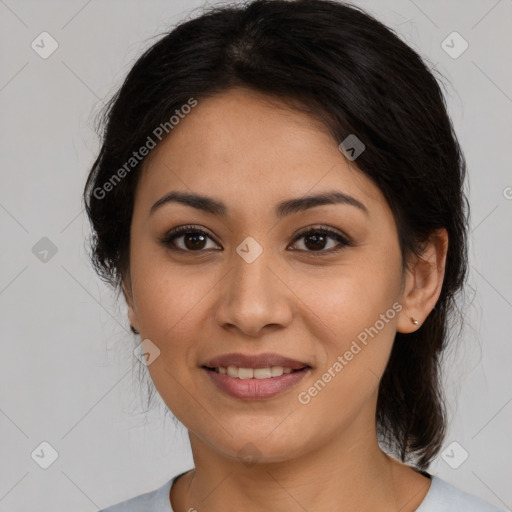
[203,367,311,400]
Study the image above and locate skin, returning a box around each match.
[122,87,448,512]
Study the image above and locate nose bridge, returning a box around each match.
[231,237,276,305]
[215,236,292,334]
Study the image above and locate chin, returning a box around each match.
[201,424,313,466]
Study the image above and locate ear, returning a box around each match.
[121,273,139,333]
[396,228,449,334]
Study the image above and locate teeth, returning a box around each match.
[218,365,296,379]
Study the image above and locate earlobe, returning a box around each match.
[396,229,448,334]
[121,276,139,333]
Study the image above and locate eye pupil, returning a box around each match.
[304,232,327,251]
[163,225,349,256]
[184,232,207,250]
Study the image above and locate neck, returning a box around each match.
[171,411,431,512]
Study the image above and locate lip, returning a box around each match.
[203,366,312,400]
[201,352,311,370]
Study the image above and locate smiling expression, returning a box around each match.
[123,86,411,462]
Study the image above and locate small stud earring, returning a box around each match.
[410,317,419,325]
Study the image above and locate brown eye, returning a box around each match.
[289,227,351,255]
[161,226,220,252]
[160,224,352,256]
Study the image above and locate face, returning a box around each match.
[123,87,415,464]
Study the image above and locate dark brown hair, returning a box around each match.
[83,0,469,470]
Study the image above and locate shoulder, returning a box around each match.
[97,477,175,512]
[416,475,507,512]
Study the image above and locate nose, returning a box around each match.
[213,243,293,338]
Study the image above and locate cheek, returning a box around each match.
[130,248,216,340]
[297,249,402,377]
[129,259,215,421]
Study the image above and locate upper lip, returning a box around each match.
[202,352,311,370]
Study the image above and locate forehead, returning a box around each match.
[135,88,385,220]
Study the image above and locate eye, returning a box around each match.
[289,226,352,255]
[160,224,352,255]
[160,225,220,252]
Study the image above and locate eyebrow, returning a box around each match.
[150,190,368,218]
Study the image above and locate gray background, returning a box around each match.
[0,0,511,510]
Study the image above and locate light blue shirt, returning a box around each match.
[98,471,507,511]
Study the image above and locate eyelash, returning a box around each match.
[160,224,352,256]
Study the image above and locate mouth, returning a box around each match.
[203,365,310,379]
[202,364,312,400]
[201,352,311,372]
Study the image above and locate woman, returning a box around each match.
[83,0,505,510]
